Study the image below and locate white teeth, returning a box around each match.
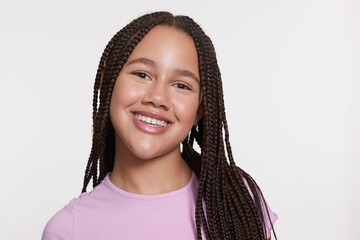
[135,114,169,127]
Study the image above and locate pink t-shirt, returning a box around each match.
[42,171,277,240]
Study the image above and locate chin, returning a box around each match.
[131,149,164,160]
[129,142,178,160]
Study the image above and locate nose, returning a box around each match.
[142,81,170,110]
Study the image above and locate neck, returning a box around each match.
[109,141,192,195]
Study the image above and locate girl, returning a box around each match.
[42,11,278,240]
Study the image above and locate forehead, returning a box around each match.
[126,25,199,76]
[135,25,195,51]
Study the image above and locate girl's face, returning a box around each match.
[110,25,201,160]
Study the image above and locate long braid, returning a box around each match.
[82,11,276,240]
[173,16,214,240]
[188,19,218,240]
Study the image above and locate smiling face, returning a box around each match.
[109,25,200,160]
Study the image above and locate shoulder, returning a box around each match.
[41,198,75,240]
[41,181,107,240]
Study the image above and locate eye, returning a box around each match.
[133,72,150,80]
[173,83,191,90]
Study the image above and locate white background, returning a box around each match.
[1,0,359,239]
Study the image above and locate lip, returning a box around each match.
[131,111,172,134]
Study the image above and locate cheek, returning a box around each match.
[110,80,142,130]
[111,78,143,108]
[173,95,199,124]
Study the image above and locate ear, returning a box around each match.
[99,63,106,91]
[194,101,204,126]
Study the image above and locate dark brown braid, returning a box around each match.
[82,11,277,240]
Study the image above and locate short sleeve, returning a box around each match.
[243,178,278,239]
[261,198,278,238]
[41,200,74,240]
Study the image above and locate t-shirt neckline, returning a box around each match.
[104,171,197,200]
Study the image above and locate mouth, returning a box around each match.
[132,111,171,128]
[131,111,172,134]
[134,114,169,127]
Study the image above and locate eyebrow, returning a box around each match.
[174,68,199,83]
[126,57,200,83]
[126,57,156,68]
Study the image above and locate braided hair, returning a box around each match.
[82,11,277,240]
